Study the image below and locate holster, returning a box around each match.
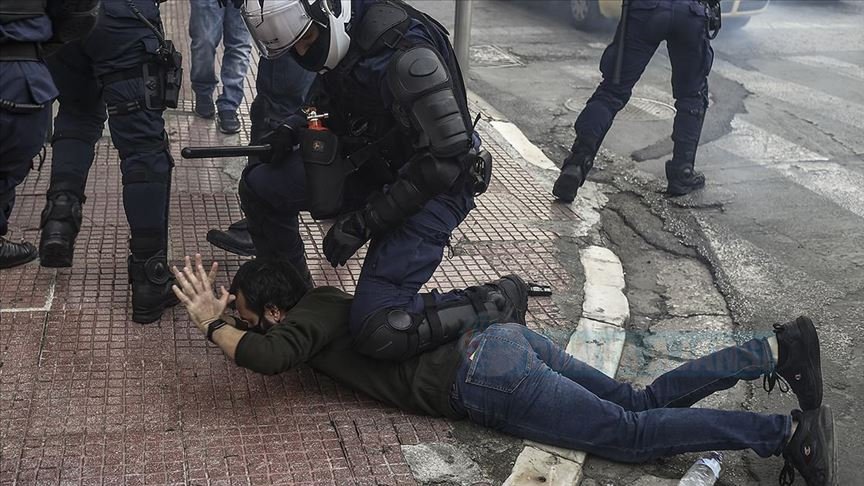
[301,128,348,220]
[143,39,182,110]
[469,149,493,196]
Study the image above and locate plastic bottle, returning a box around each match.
[678,451,723,486]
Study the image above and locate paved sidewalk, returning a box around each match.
[0,3,601,486]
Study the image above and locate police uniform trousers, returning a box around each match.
[242,149,477,338]
[46,4,173,257]
[575,0,714,167]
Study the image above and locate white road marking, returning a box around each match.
[787,55,864,82]
[0,274,56,313]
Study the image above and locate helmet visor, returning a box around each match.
[242,0,314,59]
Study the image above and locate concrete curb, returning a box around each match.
[467,90,630,486]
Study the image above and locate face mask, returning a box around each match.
[292,24,332,72]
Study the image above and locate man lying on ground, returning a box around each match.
[171,255,836,486]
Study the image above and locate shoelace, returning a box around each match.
[778,460,795,486]
[763,372,791,394]
[764,322,791,394]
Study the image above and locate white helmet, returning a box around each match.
[241,0,352,72]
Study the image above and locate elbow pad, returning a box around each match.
[388,46,471,159]
[365,152,462,233]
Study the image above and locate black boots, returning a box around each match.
[780,406,837,486]
[206,218,256,256]
[553,135,599,203]
[128,251,179,324]
[665,160,706,196]
[39,192,84,268]
[0,237,37,269]
[765,316,823,411]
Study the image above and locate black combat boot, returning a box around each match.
[206,218,256,257]
[764,316,823,411]
[128,251,179,324]
[0,237,38,269]
[39,192,84,268]
[553,135,600,203]
[665,160,706,196]
[779,406,836,486]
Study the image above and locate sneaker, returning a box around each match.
[0,237,37,269]
[194,94,215,119]
[665,160,706,196]
[764,316,823,411]
[217,110,241,134]
[780,406,837,486]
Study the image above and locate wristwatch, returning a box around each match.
[206,318,229,343]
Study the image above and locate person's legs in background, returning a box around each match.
[214,3,252,135]
[188,0,224,119]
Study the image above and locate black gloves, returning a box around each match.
[323,210,372,267]
[258,114,307,164]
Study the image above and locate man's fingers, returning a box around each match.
[171,285,192,306]
[208,262,218,285]
[194,254,213,292]
[218,286,235,306]
[183,256,204,293]
[172,265,194,293]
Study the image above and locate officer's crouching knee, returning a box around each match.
[353,308,416,361]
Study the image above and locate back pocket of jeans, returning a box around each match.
[465,335,532,393]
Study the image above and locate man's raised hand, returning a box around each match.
[171,254,235,333]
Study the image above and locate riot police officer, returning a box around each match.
[0,0,98,269]
[238,0,522,361]
[554,0,716,201]
[37,0,182,324]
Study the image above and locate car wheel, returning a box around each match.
[569,0,606,30]
[722,16,751,30]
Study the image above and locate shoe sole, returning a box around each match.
[552,173,581,203]
[0,251,38,269]
[132,294,180,324]
[666,180,706,196]
[206,232,256,257]
[797,316,823,410]
[821,405,837,486]
[39,238,74,268]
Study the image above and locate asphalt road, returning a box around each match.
[411,0,864,483]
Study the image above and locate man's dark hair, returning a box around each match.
[229,260,311,318]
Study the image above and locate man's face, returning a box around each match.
[293,23,320,56]
[234,290,280,333]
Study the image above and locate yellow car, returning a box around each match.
[569,0,770,30]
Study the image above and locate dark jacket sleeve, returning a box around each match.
[233,287,353,375]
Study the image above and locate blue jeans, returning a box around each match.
[452,324,791,463]
[189,0,252,112]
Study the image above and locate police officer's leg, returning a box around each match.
[238,151,313,285]
[555,5,666,202]
[665,4,713,196]
[100,75,177,323]
[40,44,106,267]
[189,0,224,118]
[207,55,315,256]
[350,180,529,361]
[0,103,50,269]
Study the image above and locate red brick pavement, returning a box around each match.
[0,3,586,485]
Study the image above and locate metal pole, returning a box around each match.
[453,0,474,72]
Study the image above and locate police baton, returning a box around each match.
[180,144,272,159]
[612,0,630,86]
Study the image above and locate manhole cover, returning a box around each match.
[565,96,676,121]
[470,45,523,68]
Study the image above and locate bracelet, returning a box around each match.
[206,318,228,343]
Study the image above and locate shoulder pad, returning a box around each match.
[353,2,411,53]
[387,46,450,103]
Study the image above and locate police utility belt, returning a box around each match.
[99,41,182,115]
